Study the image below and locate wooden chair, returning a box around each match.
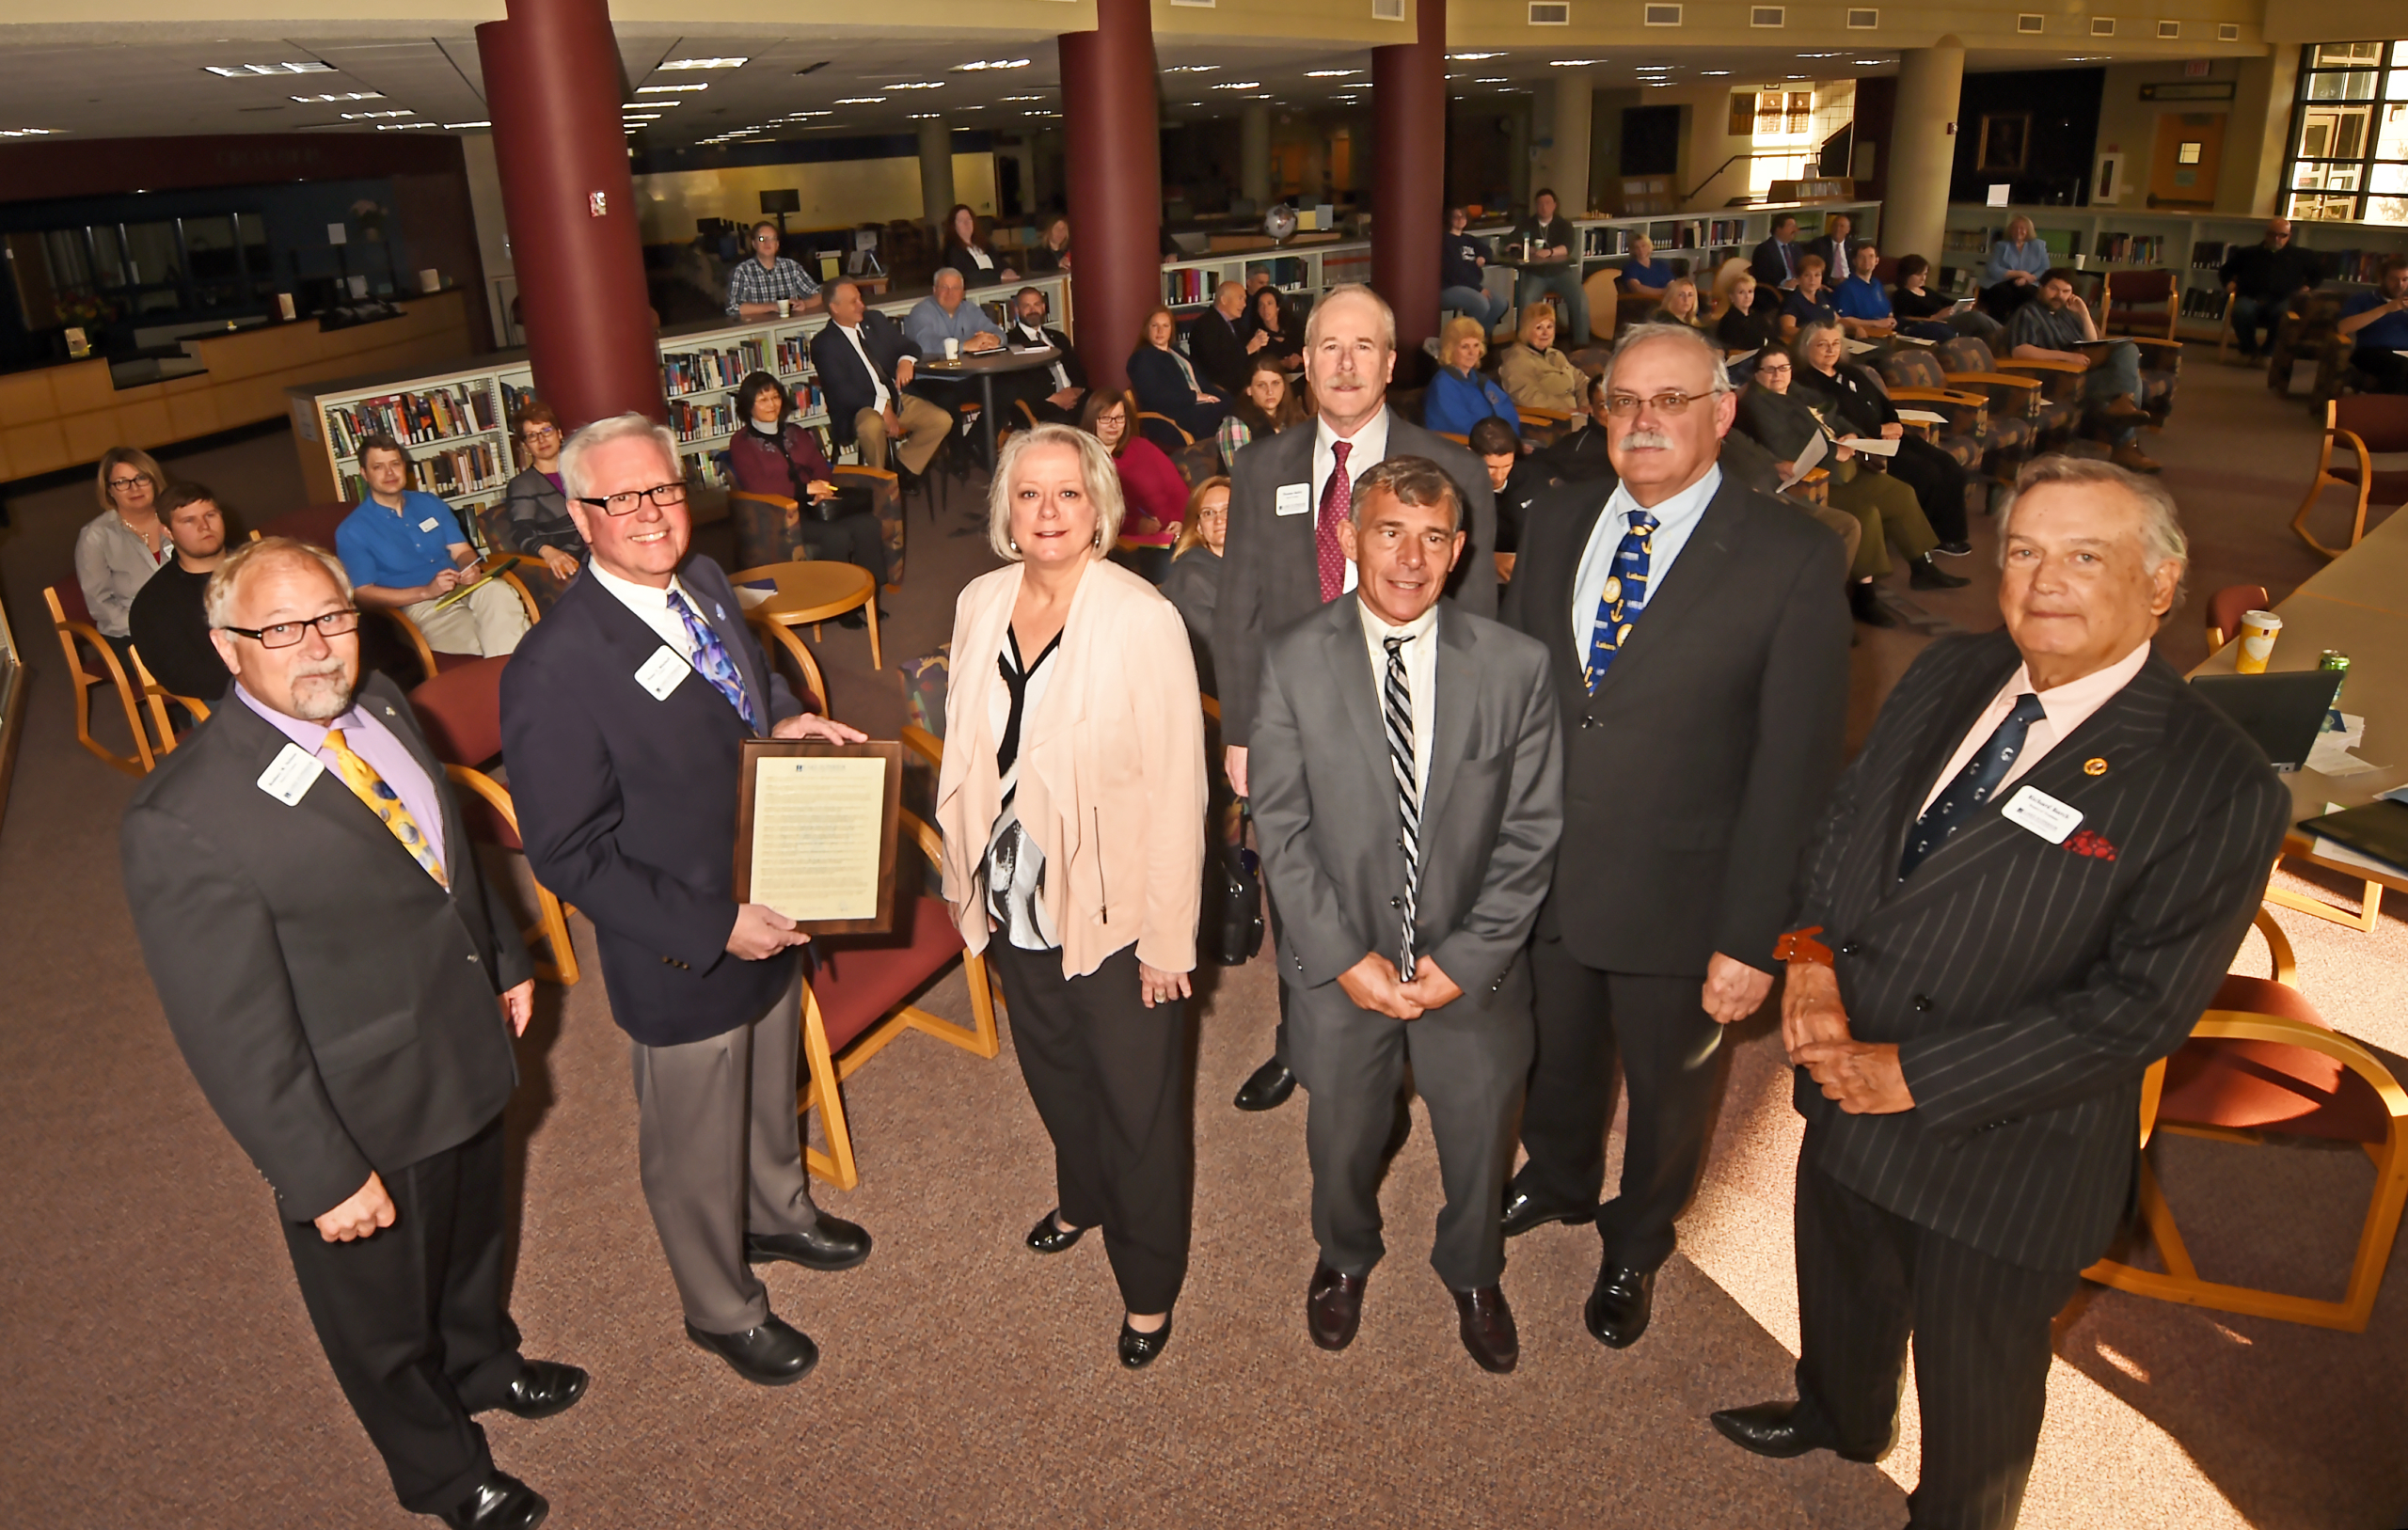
[2082,910,2408,1332]
[2099,268,2179,340]
[383,558,541,684]
[2290,396,2408,560]
[747,613,832,716]
[1136,411,1194,457]
[42,583,152,776]
[405,655,580,986]
[131,648,211,761]
[2203,584,2270,652]
[796,725,999,1188]
[2214,289,2241,364]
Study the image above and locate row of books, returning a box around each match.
[2178,286,2231,319]
[662,339,768,398]
[326,386,499,460]
[1164,268,1222,306]
[338,439,508,505]
[2189,241,2231,269]
[2092,232,2169,265]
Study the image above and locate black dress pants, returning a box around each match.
[278,1113,525,1518]
[1514,937,1729,1272]
[797,512,891,587]
[990,941,1193,1314]
[1788,1155,2082,1530]
[1881,436,1971,545]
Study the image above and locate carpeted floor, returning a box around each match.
[1,355,2402,1528]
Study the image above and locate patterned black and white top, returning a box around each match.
[981,628,1063,951]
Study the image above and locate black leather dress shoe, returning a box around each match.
[485,1360,588,1420]
[1909,556,1971,591]
[747,1215,873,1271]
[684,1316,819,1386]
[1500,1186,1597,1238]
[1710,1399,1890,1463]
[1307,1263,1368,1351]
[438,1471,547,1530]
[1117,1314,1174,1369]
[1452,1286,1519,1374]
[1025,1209,1088,1254]
[1583,1263,1656,1349]
[1233,1056,1297,1112]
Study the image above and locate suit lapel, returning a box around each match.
[1421,608,1478,827]
[1322,602,1389,799]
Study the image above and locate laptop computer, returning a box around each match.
[2188,670,2345,772]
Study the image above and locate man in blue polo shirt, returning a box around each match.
[1618,233,1675,301]
[336,436,530,657]
[1830,242,1898,341]
[2338,255,2408,394]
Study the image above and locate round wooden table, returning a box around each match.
[731,559,881,676]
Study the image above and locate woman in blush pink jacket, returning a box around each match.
[935,423,1206,1371]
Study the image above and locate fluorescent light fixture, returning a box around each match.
[1551,57,1607,65]
[207,61,334,76]
[376,122,438,130]
[0,127,60,137]
[1700,69,1731,74]
[1448,51,1505,59]
[638,83,706,93]
[1306,69,1361,76]
[834,97,886,104]
[884,81,946,90]
[1798,51,1843,56]
[1476,77,1508,82]
[1164,64,1221,73]
[953,58,1031,71]
[785,109,833,117]
[1000,94,1047,102]
[341,109,413,119]
[1853,59,1884,65]
[1212,81,1263,89]
[658,56,748,70]
[293,91,383,103]
[444,120,491,130]
[908,112,942,119]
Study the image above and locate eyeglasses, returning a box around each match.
[1602,388,1722,418]
[107,476,150,491]
[575,481,689,516]
[522,425,559,442]
[220,609,361,649]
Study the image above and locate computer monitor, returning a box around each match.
[2187,670,2346,772]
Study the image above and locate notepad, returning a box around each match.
[1895,409,1950,425]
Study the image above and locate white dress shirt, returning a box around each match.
[1357,597,1439,798]
[833,320,892,412]
[588,559,705,661]
[1570,464,1720,655]
[1314,406,1392,599]
[1917,639,2152,816]
[1011,320,1071,392]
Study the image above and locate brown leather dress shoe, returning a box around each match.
[1452,1285,1519,1374]
[1307,1262,1368,1351]
[2102,395,2149,421]
[2111,442,2162,474]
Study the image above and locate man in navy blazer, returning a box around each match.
[499,414,874,1389]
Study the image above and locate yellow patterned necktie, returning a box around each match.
[323,728,448,889]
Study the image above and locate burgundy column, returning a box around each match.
[477,0,662,428]
[1371,0,1447,353]
[1058,0,1163,393]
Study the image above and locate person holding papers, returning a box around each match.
[335,436,529,658]
[1793,316,1973,556]
[500,414,873,1392]
[2337,254,2408,394]
[1890,256,2004,344]
[2004,270,2158,474]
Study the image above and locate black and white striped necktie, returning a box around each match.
[1384,634,1420,982]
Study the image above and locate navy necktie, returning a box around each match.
[1899,693,2048,880]
[1583,511,1657,695]
[667,590,761,735]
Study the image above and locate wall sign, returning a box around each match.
[2139,80,2235,101]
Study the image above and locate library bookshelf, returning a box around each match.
[1160,237,1372,314]
[1465,199,1881,316]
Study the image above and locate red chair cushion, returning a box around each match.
[2205,586,2270,646]
[409,655,508,766]
[51,580,95,626]
[2335,394,2408,455]
[2156,975,2390,1144]
[253,503,353,549]
[808,896,969,1053]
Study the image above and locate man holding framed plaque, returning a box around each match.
[499,414,875,1390]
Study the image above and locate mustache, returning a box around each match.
[1619,429,1675,450]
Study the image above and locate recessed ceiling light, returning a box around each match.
[1700,69,1731,74]
[292,91,384,103]
[907,112,942,119]
[1798,51,1842,57]
[0,127,60,137]
[206,61,333,76]
[444,120,491,130]
[1306,69,1361,77]
[1475,76,1508,82]
[376,122,438,130]
[953,58,1030,71]
[1212,81,1263,89]
[1551,57,1607,65]
[638,83,707,93]
[834,97,887,104]
[658,56,747,70]
[1853,58,1884,65]
[1449,51,1505,59]
[884,81,946,90]
[1000,94,1046,102]
[1165,65,1220,73]
[341,109,413,119]
[786,109,833,118]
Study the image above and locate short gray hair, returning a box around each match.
[933,267,966,291]
[1352,455,1463,534]
[1998,453,2190,603]
[1600,321,1732,397]
[1303,283,1397,354]
[986,423,1128,561]
[204,535,353,630]
[560,412,681,503]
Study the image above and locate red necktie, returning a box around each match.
[1316,438,1353,603]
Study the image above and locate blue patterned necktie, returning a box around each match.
[1583,510,1658,695]
[1899,692,2049,879]
[666,589,761,734]
[1384,634,1421,983]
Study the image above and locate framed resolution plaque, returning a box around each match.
[733,739,904,935]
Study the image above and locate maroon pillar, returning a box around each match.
[477,0,661,429]
[1372,0,1447,353]
[1059,0,1163,393]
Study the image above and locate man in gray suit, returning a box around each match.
[1248,457,1562,1374]
[1215,283,1500,1112]
[1712,457,2291,1528]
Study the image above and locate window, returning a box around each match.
[2284,39,2408,223]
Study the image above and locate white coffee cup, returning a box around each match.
[777,298,792,319]
[944,337,961,361]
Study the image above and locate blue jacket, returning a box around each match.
[1424,367,1522,438]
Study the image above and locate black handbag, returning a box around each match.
[775,429,874,523]
[1199,841,1265,967]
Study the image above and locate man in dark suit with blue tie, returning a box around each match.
[1751,212,1803,292]
[1711,457,2291,1529]
[499,415,874,1388]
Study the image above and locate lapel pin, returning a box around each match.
[2083,757,2108,777]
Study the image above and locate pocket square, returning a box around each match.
[2065,828,2117,860]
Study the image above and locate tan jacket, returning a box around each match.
[937,558,1206,978]
[1496,342,1586,416]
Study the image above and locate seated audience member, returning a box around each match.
[76,446,174,672]
[1085,387,1188,576]
[2338,254,2408,393]
[1619,234,1674,300]
[1538,364,1806,516]
[1736,348,1963,627]
[498,402,585,580]
[1830,244,1898,340]
[1536,374,1615,483]
[1190,281,1262,399]
[1715,270,1782,354]
[1804,212,1861,280]
[904,268,1006,447]
[1426,315,1523,438]
[1160,476,1230,694]
[812,277,950,478]
[940,203,1018,288]
[1218,355,1308,468]
[1128,305,1232,441]
[1496,303,1587,417]
[1751,213,1804,291]
[1509,187,1590,347]
[1468,414,1553,554]
[336,436,529,658]
[127,481,233,702]
[1002,285,1088,425]
[1022,213,1071,274]
[2221,219,2321,360]
[1245,284,1305,369]
[1780,255,1838,341]
[725,220,822,321]
[1981,213,2049,320]
[1791,315,1974,555]
[726,371,891,596]
[1890,255,2004,343]
[1441,208,1511,333]
[2005,269,2158,472]
[1639,276,1709,335]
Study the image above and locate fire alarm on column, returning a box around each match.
[589,192,608,217]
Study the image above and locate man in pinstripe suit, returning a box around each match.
[1711,456,2291,1529]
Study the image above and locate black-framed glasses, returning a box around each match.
[576,481,689,517]
[107,475,150,491]
[220,609,361,649]
[1603,388,1720,418]
[522,424,560,442]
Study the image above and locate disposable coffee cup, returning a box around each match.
[944,337,961,360]
[777,299,792,319]
[2235,610,2282,674]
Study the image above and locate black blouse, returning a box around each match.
[1717,305,1781,353]
[1793,360,1898,438]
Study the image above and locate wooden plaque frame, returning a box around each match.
[733,738,904,935]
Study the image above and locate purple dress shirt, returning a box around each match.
[237,682,450,875]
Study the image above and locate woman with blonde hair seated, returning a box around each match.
[936,423,1205,1370]
[1423,314,1522,438]
[1639,275,1708,335]
[1495,302,1586,416]
[1160,475,1229,694]
[75,446,174,673]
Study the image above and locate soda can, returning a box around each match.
[2320,650,2350,705]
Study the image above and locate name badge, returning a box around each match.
[635,644,690,701]
[256,742,325,805]
[418,516,442,533]
[2000,785,2083,844]
[1275,482,1312,517]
